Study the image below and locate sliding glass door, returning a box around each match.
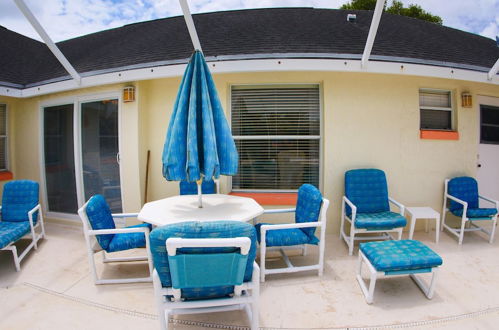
[44,104,78,213]
[43,97,122,216]
[81,100,122,213]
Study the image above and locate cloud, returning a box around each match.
[1,0,497,42]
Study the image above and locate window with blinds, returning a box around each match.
[231,85,320,191]
[0,104,7,171]
[419,89,453,130]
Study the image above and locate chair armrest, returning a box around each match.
[87,226,149,236]
[111,213,139,218]
[263,208,296,214]
[446,194,468,207]
[27,204,41,230]
[388,197,405,215]
[342,196,357,219]
[479,195,499,208]
[260,222,321,232]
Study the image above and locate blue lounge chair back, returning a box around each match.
[448,177,479,212]
[179,180,216,195]
[345,169,390,214]
[150,221,256,300]
[295,184,323,239]
[2,180,39,223]
[85,195,116,250]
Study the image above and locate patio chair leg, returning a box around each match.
[11,246,21,272]
[260,239,266,283]
[251,278,260,330]
[458,218,466,245]
[40,212,46,238]
[349,224,355,256]
[397,228,403,240]
[489,217,497,244]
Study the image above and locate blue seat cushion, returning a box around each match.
[2,180,39,223]
[150,221,256,300]
[360,240,443,272]
[451,208,497,218]
[354,211,407,229]
[106,223,152,253]
[448,177,479,213]
[345,169,390,215]
[295,184,323,239]
[0,221,31,249]
[255,223,319,246]
[179,180,216,195]
[85,195,116,250]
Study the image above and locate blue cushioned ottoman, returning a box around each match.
[357,240,442,304]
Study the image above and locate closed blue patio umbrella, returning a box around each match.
[162,51,238,207]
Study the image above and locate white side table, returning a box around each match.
[406,207,440,243]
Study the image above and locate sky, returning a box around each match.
[0,0,498,43]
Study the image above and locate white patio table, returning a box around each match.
[137,194,264,226]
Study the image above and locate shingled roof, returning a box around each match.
[1,7,498,88]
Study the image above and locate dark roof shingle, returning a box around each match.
[1,8,497,88]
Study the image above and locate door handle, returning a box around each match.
[116,153,120,164]
[478,164,482,168]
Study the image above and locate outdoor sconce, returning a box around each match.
[461,92,472,108]
[123,86,136,102]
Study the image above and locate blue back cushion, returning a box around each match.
[150,221,256,295]
[2,180,39,223]
[448,177,479,212]
[345,169,390,214]
[179,180,216,195]
[295,184,323,239]
[85,195,116,250]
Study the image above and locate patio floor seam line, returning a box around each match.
[61,273,90,294]
[16,282,499,330]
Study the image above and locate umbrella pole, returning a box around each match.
[197,179,203,208]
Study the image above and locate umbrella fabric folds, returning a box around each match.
[162,51,238,202]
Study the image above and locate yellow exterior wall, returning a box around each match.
[4,71,499,233]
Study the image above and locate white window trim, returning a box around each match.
[0,103,8,171]
[228,83,323,193]
[419,88,455,131]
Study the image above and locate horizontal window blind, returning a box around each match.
[419,90,453,130]
[0,104,6,170]
[231,86,320,191]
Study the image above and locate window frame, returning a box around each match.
[419,88,455,131]
[0,103,8,171]
[228,83,323,193]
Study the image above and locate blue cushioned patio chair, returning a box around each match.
[0,180,45,271]
[78,195,153,284]
[255,184,329,282]
[442,177,498,245]
[179,179,219,195]
[340,169,406,255]
[150,221,259,330]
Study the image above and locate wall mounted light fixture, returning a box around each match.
[123,86,135,102]
[461,92,472,108]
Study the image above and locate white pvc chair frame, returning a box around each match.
[340,196,405,256]
[0,204,45,271]
[258,198,329,282]
[356,250,439,304]
[441,179,499,245]
[153,237,260,330]
[77,201,153,285]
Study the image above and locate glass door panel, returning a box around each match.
[44,104,78,213]
[81,99,122,213]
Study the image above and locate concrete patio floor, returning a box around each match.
[2,221,499,329]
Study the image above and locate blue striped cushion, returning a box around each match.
[0,221,31,249]
[295,184,323,239]
[150,221,256,300]
[85,195,116,250]
[345,169,390,214]
[451,207,497,218]
[360,240,442,272]
[255,223,319,246]
[106,223,152,253]
[448,177,479,213]
[2,180,39,223]
[355,211,407,229]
